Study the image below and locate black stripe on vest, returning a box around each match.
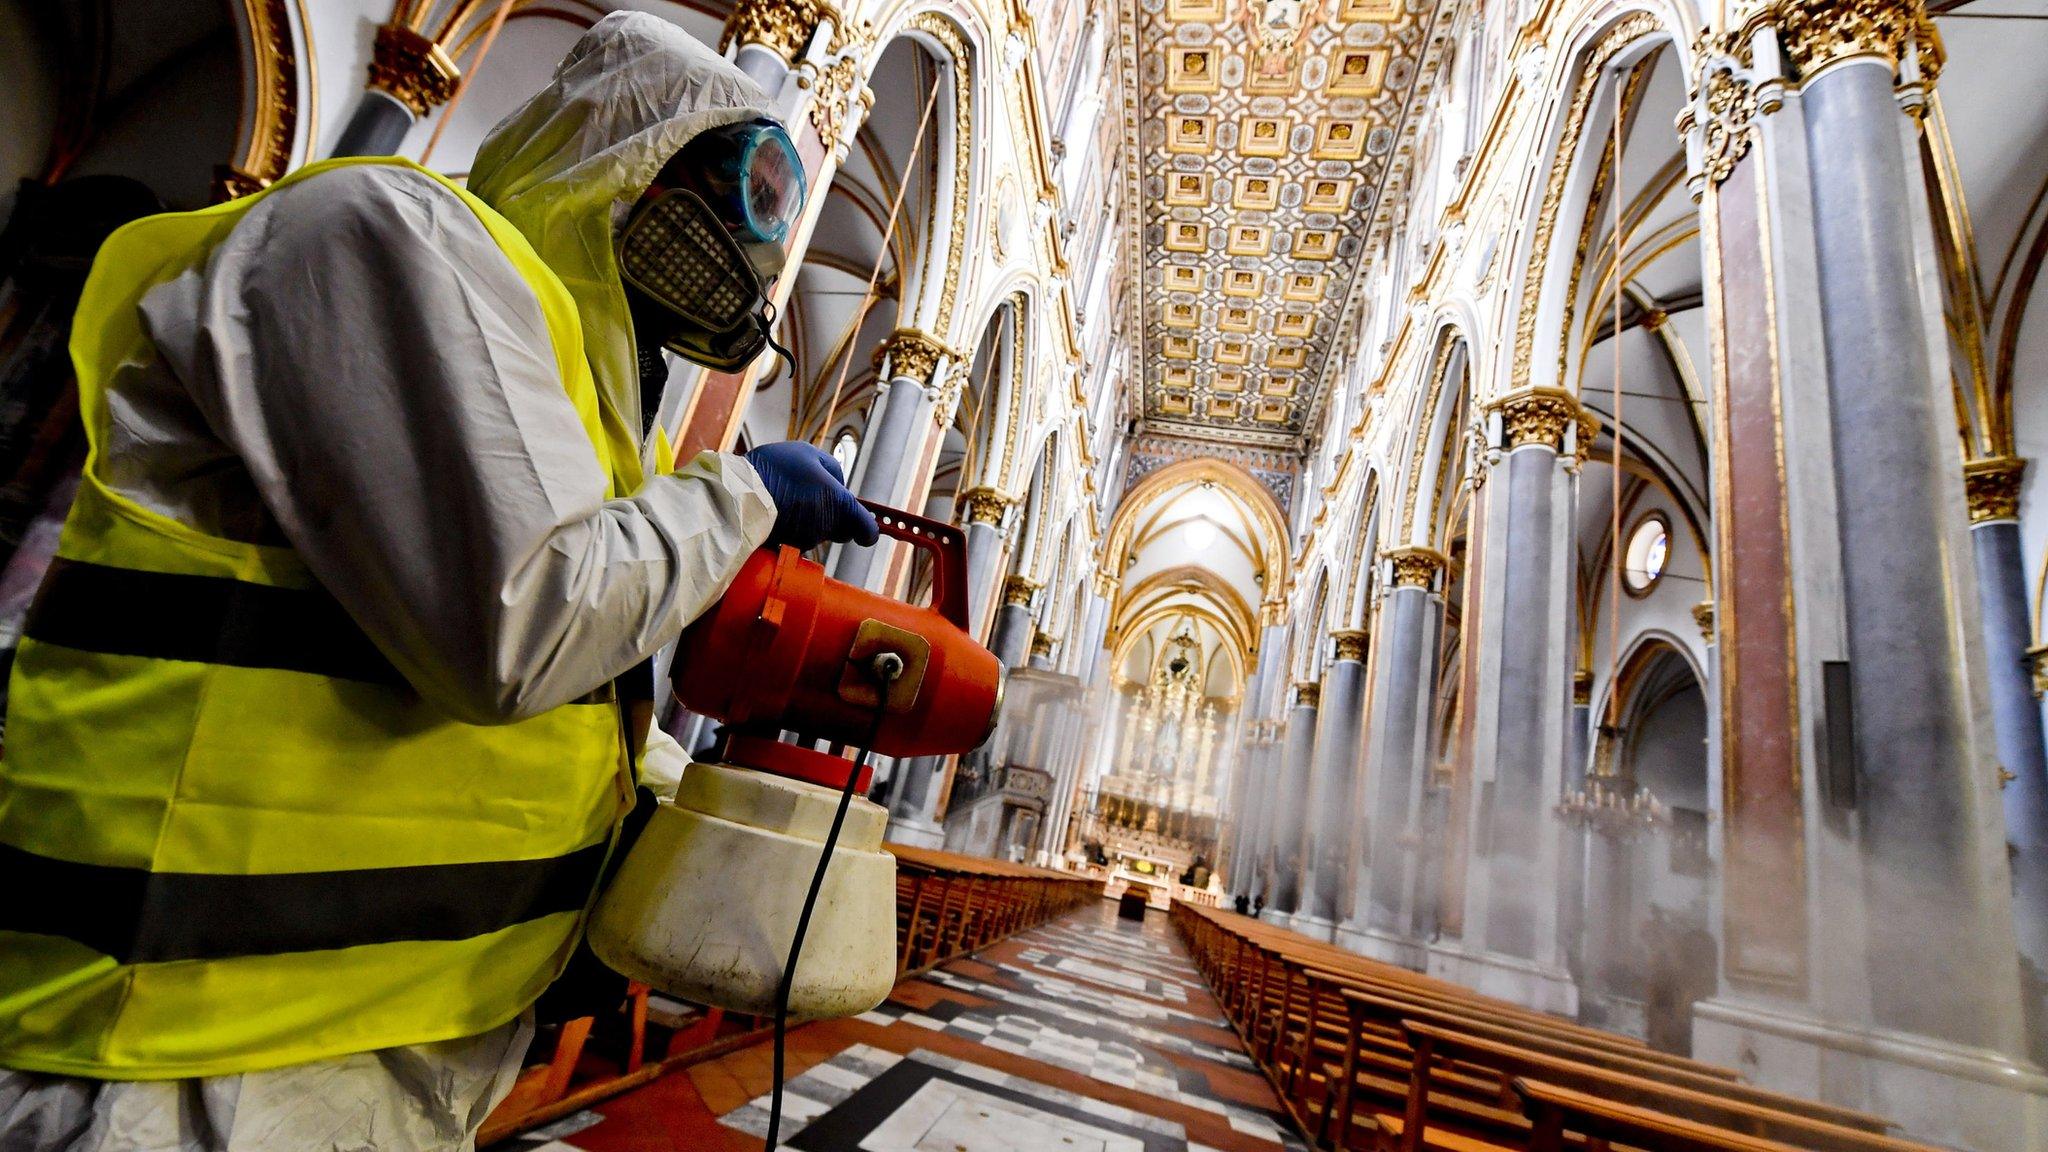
[23,560,617,704]
[25,559,406,686]
[0,841,609,963]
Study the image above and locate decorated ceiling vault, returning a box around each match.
[5,0,2048,1146]
[1122,0,1451,446]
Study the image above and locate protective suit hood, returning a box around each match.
[469,12,771,457]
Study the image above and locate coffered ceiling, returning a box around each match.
[1117,0,1446,448]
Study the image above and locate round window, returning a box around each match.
[1623,514,1669,595]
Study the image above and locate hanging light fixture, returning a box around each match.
[1557,726,1672,841]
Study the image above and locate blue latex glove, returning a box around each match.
[743,441,881,550]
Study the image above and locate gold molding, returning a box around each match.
[1511,13,1661,394]
[1693,599,1717,641]
[1003,575,1042,608]
[907,12,973,338]
[1384,546,1448,589]
[1964,456,2025,524]
[367,23,458,117]
[1489,386,1581,451]
[807,13,875,156]
[1698,61,1757,187]
[218,0,302,199]
[1331,629,1370,662]
[962,486,1014,525]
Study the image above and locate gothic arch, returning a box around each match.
[1103,458,1290,608]
[1502,7,1691,401]
[1401,324,1476,549]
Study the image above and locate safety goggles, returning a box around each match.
[665,119,806,247]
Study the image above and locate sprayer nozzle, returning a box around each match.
[869,651,906,683]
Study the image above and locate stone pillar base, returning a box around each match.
[1693,997,2048,1151]
[884,816,946,849]
[1289,913,1340,944]
[1425,940,1578,1016]
[1334,923,1428,972]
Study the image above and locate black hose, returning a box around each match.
[764,695,891,1150]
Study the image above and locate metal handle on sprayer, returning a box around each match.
[858,499,971,631]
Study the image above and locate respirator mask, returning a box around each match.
[619,118,806,373]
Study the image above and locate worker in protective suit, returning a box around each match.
[0,13,874,1151]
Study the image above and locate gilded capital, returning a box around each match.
[1573,670,1594,706]
[1964,457,2025,524]
[1384,546,1448,589]
[1293,681,1321,710]
[1750,0,1938,80]
[1030,632,1054,659]
[1489,387,1580,451]
[874,329,953,386]
[1331,629,1370,663]
[1693,599,1717,642]
[721,0,830,63]
[962,486,1014,526]
[367,24,459,117]
[1003,575,1041,608]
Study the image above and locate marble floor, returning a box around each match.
[505,900,1306,1152]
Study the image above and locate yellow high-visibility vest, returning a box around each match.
[0,157,641,1079]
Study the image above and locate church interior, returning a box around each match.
[3,0,2048,1149]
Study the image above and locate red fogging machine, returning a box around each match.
[590,502,1003,1020]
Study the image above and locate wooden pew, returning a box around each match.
[1168,901,1937,1152]
[1313,983,1763,1149]
[1396,1023,1929,1152]
[1510,1080,1811,1152]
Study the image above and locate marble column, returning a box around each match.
[1461,388,1579,1011]
[1966,458,2048,1014]
[1559,673,1595,984]
[832,330,950,591]
[989,577,1040,670]
[1305,633,1370,926]
[1804,44,2016,1054]
[1359,550,1448,959]
[960,488,1017,643]
[330,25,458,158]
[1268,682,1321,917]
[1232,726,1261,894]
[1679,14,2042,1144]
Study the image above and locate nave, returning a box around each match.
[501,901,1307,1152]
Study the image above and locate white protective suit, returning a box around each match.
[0,13,781,1151]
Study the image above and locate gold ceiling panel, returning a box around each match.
[1132,0,1441,445]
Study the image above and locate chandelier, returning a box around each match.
[1556,726,1670,841]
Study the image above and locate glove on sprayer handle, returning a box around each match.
[858,499,970,631]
